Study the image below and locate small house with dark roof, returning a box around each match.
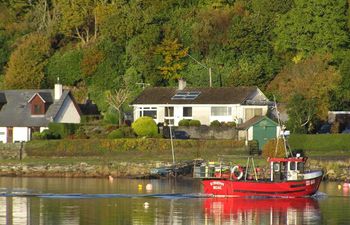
[131,80,270,126]
[0,83,81,143]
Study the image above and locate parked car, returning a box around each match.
[342,128,350,134]
[317,123,331,134]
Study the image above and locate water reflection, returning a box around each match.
[204,197,321,225]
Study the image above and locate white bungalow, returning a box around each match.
[131,80,270,126]
[0,83,81,143]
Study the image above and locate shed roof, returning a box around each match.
[237,116,278,130]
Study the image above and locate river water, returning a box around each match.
[0,177,349,225]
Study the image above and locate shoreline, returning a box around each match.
[0,158,349,182]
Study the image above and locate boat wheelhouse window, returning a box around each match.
[273,163,280,171]
[290,162,296,170]
[297,162,304,171]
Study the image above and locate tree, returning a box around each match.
[268,55,341,122]
[4,33,51,89]
[286,94,317,133]
[155,38,188,82]
[106,89,130,126]
[55,0,99,44]
[274,0,349,57]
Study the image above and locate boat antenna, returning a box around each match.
[273,96,293,157]
[167,105,176,165]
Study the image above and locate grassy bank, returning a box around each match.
[289,134,350,156]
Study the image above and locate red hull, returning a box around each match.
[202,175,322,198]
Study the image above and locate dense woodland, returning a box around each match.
[0,0,350,133]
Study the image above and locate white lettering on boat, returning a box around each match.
[210,181,224,190]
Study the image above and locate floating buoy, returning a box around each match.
[138,184,143,190]
[146,183,153,191]
[343,183,349,188]
[144,202,149,208]
[108,175,114,182]
[338,184,342,190]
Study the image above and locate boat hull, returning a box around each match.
[202,173,323,198]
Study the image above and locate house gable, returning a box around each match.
[28,93,46,115]
[53,94,81,123]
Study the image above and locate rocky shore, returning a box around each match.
[0,158,349,181]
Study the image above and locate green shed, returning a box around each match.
[238,116,279,150]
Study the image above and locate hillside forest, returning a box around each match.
[0,0,350,133]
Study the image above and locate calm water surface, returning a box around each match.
[0,177,349,225]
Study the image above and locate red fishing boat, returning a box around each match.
[194,155,323,198]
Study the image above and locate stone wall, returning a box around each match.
[0,143,25,159]
[166,126,238,140]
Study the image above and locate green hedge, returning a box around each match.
[289,134,350,152]
[25,139,245,157]
[48,123,80,138]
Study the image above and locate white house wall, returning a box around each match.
[0,127,6,143]
[13,127,30,142]
[54,97,81,123]
[248,127,253,141]
[133,104,269,126]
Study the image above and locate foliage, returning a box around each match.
[48,123,80,139]
[106,89,130,125]
[262,138,287,158]
[268,55,341,122]
[178,119,191,126]
[45,48,83,86]
[189,120,201,127]
[210,120,221,127]
[107,129,124,139]
[155,38,188,82]
[25,139,246,157]
[274,0,349,56]
[4,33,51,89]
[32,130,61,140]
[131,116,158,137]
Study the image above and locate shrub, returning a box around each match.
[32,131,45,140]
[108,129,124,139]
[48,123,79,138]
[225,122,237,127]
[132,116,158,137]
[262,138,286,158]
[189,119,201,126]
[210,120,221,127]
[118,126,135,138]
[178,119,190,126]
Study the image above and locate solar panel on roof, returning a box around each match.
[171,91,201,100]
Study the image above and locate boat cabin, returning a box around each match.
[268,155,306,181]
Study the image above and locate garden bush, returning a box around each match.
[189,119,201,126]
[178,119,190,126]
[131,116,158,137]
[48,123,79,138]
[210,120,221,127]
[262,138,286,158]
[108,129,124,139]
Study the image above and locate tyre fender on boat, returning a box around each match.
[230,165,244,180]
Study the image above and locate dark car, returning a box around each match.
[172,130,190,139]
[317,124,331,134]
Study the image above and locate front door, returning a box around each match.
[7,127,13,143]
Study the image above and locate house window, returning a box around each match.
[138,107,157,119]
[34,105,41,114]
[183,107,192,117]
[211,107,232,116]
[245,108,263,121]
[165,107,174,117]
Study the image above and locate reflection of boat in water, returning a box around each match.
[204,197,321,225]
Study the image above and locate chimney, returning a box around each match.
[54,77,62,100]
[178,78,186,90]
